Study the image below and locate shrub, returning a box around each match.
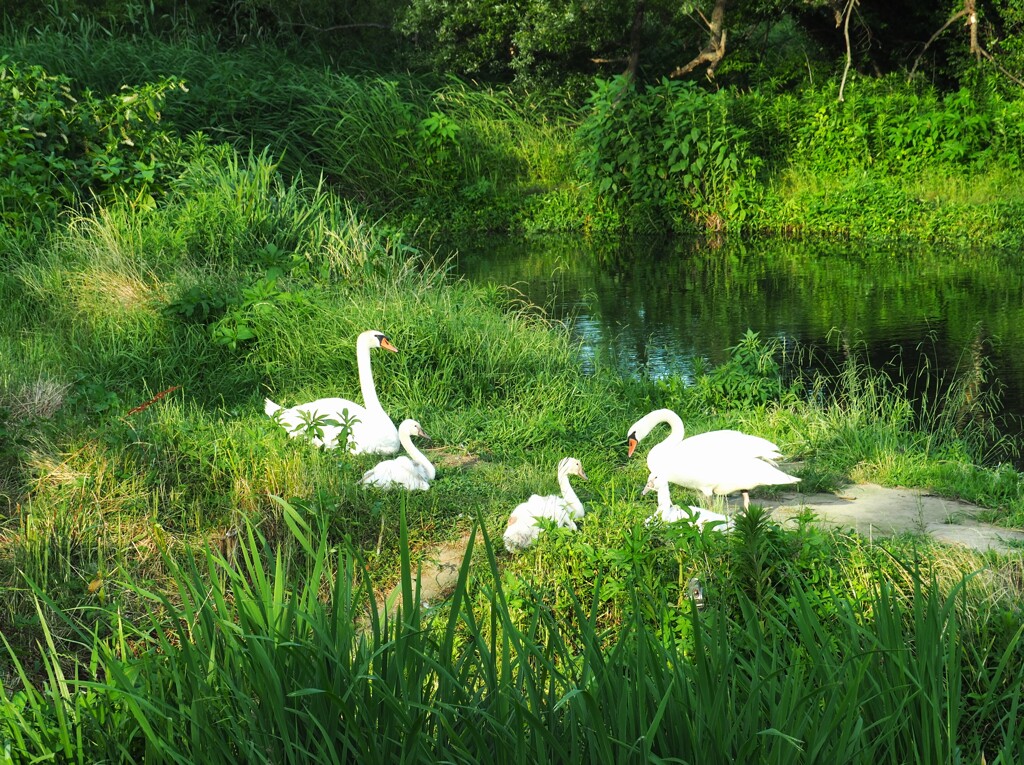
[0,56,191,230]
[578,76,758,232]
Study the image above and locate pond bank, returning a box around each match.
[764,483,1024,554]
[382,483,1024,617]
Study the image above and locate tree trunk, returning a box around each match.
[624,1,647,82]
[669,0,727,80]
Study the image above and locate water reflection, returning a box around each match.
[451,235,1024,439]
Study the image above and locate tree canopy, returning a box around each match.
[9,1,1024,92]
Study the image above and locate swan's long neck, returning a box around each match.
[356,335,382,412]
[401,429,436,480]
[559,472,583,515]
[656,409,685,445]
[635,409,685,446]
[654,479,675,509]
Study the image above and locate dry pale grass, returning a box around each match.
[71,269,162,327]
[0,377,69,421]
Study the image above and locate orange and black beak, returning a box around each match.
[378,334,398,353]
[627,432,638,458]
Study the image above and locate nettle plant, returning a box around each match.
[165,244,310,351]
[0,56,190,228]
[579,76,758,230]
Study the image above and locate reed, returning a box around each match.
[1,501,1020,763]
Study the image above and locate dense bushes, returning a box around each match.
[0,57,193,230]
[6,28,1024,240]
[786,77,1024,174]
[573,72,1024,235]
[578,76,758,231]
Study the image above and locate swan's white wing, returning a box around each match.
[268,398,399,454]
[648,436,797,498]
[504,495,577,552]
[503,518,541,552]
[360,456,431,491]
[684,430,782,462]
[521,495,575,526]
[690,507,734,531]
[705,458,799,496]
[347,409,400,455]
[651,430,781,466]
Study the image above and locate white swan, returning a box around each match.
[642,473,733,531]
[627,408,795,508]
[626,408,782,466]
[503,457,587,553]
[359,419,435,491]
[644,442,799,510]
[264,330,400,455]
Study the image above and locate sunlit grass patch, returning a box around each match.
[3,506,1013,762]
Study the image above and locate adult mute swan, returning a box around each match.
[627,408,794,508]
[503,457,587,553]
[626,408,782,465]
[265,330,400,455]
[359,419,435,491]
[642,473,733,531]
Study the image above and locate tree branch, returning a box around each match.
[668,0,728,80]
[289,21,392,32]
[977,44,1024,88]
[837,0,857,102]
[908,2,970,81]
[909,0,1024,88]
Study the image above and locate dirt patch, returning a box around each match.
[761,483,1024,554]
[425,447,480,470]
[378,530,477,618]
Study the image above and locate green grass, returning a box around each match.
[1,502,1020,763]
[1,28,1024,761]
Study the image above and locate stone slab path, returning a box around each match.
[761,483,1024,554]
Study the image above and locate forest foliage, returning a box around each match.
[6,2,1024,239]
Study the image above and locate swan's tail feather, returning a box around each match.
[264,398,282,417]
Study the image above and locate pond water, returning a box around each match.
[449,235,1024,454]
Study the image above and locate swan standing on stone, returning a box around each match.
[627,408,795,509]
[642,473,733,531]
[265,330,400,455]
[503,457,587,553]
[359,419,435,491]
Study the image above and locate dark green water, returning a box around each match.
[451,235,1024,447]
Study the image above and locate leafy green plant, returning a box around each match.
[0,56,191,228]
[578,76,758,231]
[164,285,228,323]
[694,329,788,410]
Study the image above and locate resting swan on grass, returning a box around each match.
[503,457,587,553]
[265,330,400,455]
[359,419,435,491]
[642,473,733,531]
